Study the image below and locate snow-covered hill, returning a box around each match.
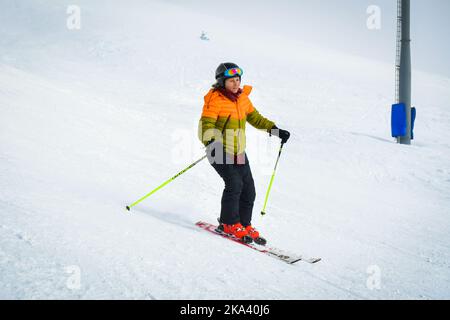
[1,0,449,299]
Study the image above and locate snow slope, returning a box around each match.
[1,0,449,299]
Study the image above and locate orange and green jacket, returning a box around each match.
[198,85,275,155]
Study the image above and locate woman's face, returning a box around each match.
[224,76,241,94]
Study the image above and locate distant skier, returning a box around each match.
[198,62,290,243]
[200,31,209,41]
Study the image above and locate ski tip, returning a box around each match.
[290,257,322,265]
[126,206,131,211]
[261,211,266,216]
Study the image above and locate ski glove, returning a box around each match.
[270,125,291,144]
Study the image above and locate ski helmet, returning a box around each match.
[214,62,243,88]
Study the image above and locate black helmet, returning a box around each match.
[214,62,243,88]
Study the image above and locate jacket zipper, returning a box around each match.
[221,114,231,134]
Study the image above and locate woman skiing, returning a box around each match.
[198,62,290,244]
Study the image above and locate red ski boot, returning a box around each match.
[219,222,253,244]
[244,225,266,246]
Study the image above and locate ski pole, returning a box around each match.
[261,142,285,216]
[126,155,207,211]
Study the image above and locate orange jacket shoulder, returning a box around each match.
[242,85,252,96]
[202,89,224,116]
[240,85,255,114]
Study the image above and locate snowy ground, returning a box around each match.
[1,0,449,299]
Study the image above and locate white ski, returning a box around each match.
[196,221,321,265]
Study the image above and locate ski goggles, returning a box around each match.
[223,67,243,78]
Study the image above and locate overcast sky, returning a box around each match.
[170,0,450,78]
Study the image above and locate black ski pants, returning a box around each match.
[210,153,256,226]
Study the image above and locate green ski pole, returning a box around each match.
[261,142,285,216]
[126,155,207,211]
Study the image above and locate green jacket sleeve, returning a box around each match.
[198,116,219,146]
